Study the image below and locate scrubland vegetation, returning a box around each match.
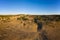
[0,15,60,40]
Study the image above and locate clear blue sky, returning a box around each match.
[0,0,60,15]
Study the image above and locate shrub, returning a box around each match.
[17,17,28,21]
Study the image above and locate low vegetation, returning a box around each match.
[0,15,60,40]
[17,16,28,21]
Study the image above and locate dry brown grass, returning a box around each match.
[0,15,60,40]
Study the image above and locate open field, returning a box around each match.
[0,15,60,40]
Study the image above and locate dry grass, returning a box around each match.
[0,15,60,40]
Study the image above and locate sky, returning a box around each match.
[0,0,60,15]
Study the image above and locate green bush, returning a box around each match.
[17,17,28,21]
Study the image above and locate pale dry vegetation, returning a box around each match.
[0,15,60,40]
